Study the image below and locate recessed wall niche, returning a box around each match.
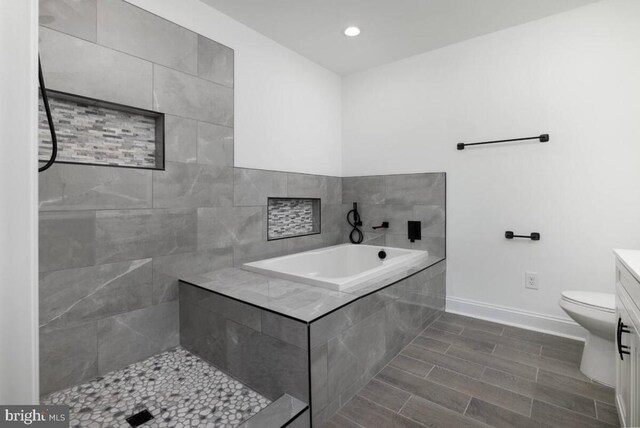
[38,90,165,170]
[267,197,321,240]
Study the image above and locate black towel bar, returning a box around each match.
[457,134,549,150]
[505,231,540,241]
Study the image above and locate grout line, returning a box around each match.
[423,364,435,379]
[462,396,472,416]
[594,399,599,420]
[357,395,428,428]
[396,394,412,414]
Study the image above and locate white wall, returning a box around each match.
[0,0,40,403]
[127,0,342,177]
[342,0,640,337]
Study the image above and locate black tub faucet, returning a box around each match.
[372,222,389,230]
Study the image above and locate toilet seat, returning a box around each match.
[561,291,615,313]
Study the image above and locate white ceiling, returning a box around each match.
[199,0,600,75]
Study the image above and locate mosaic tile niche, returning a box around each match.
[38,91,164,169]
[267,197,321,240]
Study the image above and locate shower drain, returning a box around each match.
[125,409,154,427]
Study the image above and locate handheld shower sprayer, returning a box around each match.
[347,202,364,244]
[38,55,57,173]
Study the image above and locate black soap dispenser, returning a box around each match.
[408,221,421,243]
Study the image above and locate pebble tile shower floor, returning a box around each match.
[42,347,270,427]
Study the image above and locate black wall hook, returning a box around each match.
[505,231,540,241]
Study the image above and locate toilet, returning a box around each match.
[559,291,616,386]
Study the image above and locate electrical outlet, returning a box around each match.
[525,272,538,290]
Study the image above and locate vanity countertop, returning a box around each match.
[614,249,640,284]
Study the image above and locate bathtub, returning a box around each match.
[242,244,429,291]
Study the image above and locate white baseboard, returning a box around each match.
[446,296,586,342]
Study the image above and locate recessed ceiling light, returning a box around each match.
[344,26,361,37]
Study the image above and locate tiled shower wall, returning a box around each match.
[38,0,342,396]
[342,173,446,257]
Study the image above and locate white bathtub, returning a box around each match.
[242,244,429,291]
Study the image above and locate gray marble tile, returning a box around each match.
[427,366,532,416]
[39,0,97,42]
[39,210,96,272]
[322,231,343,247]
[40,27,152,109]
[327,309,387,398]
[402,343,484,379]
[310,292,389,347]
[286,234,325,253]
[97,301,179,374]
[179,300,228,371]
[385,173,445,206]
[40,322,98,395]
[401,395,488,428]
[238,394,307,428]
[321,204,343,234]
[234,168,287,206]
[233,239,288,266]
[376,366,470,414]
[97,0,197,74]
[95,208,197,264]
[153,65,233,126]
[40,259,152,330]
[165,115,197,163]
[152,248,232,303]
[287,173,341,204]
[340,395,422,428]
[342,176,386,205]
[261,311,308,349]
[198,35,234,88]
[385,295,426,356]
[197,206,263,249]
[39,163,152,211]
[413,205,446,238]
[153,162,233,208]
[226,321,309,402]
[481,367,596,418]
[531,399,615,428]
[465,397,541,428]
[180,282,262,331]
[385,233,446,258]
[310,344,328,414]
[197,121,233,166]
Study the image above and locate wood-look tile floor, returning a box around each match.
[324,313,619,428]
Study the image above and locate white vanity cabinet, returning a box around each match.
[614,250,640,427]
